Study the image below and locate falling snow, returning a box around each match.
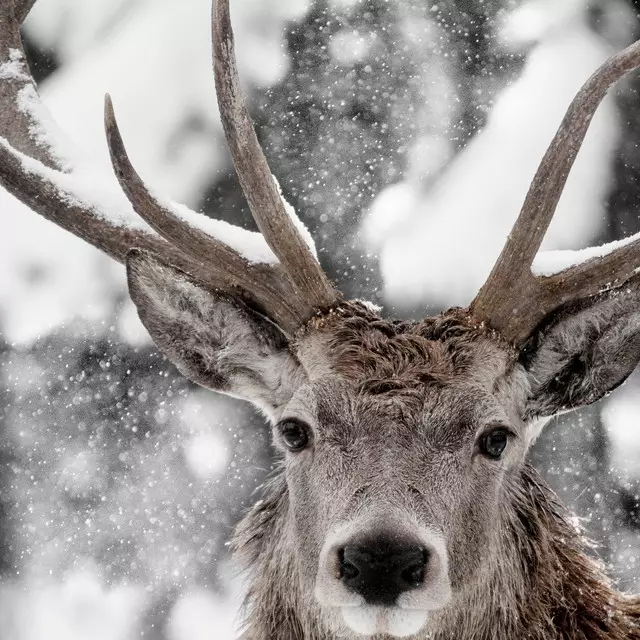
[1,0,639,638]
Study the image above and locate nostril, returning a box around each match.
[401,561,425,587]
[338,548,360,581]
[337,540,429,605]
[401,548,429,587]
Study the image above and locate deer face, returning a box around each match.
[127,250,640,638]
[278,315,528,637]
[278,378,520,637]
[4,0,640,635]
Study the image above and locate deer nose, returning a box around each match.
[338,537,429,606]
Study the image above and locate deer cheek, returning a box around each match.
[285,465,330,563]
[444,478,504,589]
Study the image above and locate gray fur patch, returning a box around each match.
[523,284,640,419]
[126,249,306,419]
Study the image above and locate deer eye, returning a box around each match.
[478,427,511,459]
[277,419,312,452]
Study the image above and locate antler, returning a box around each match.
[0,0,340,334]
[471,40,640,345]
[212,0,338,311]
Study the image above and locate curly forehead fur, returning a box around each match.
[298,301,516,393]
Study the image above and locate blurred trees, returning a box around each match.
[1,0,639,637]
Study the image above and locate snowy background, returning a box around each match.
[2,0,640,637]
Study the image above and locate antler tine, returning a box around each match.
[212,0,341,312]
[0,2,59,167]
[104,94,312,331]
[0,0,309,333]
[104,94,247,272]
[545,236,640,300]
[471,39,640,345]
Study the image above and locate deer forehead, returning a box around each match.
[288,379,513,434]
[296,307,514,383]
[290,308,526,431]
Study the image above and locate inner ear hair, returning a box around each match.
[126,249,306,415]
[520,283,640,419]
[128,247,289,346]
[518,288,628,369]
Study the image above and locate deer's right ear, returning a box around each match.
[126,250,306,419]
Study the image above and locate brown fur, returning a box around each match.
[308,302,502,388]
[231,303,640,640]
[127,257,640,640]
[234,465,640,640]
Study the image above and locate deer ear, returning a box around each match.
[126,249,306,419]
[521,284,640,420]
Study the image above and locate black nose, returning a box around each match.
[338,536,428,606]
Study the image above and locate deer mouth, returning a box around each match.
[339,604,430,638]
[315,522,452,637]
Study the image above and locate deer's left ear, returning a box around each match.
[521,283,640,419]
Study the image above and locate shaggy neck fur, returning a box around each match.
[233,466,640,640]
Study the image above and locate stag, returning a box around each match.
[2,0,640,638]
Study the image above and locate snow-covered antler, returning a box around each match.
[471,40,640,345]
[212,0,338,311]
[0,0,340,334]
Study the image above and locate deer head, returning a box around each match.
[2,1,640,638]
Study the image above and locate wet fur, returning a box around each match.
[233,302,640,639]
[234,466,640,640]
[127,258,640,640]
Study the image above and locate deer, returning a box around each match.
[2,0,640,638]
